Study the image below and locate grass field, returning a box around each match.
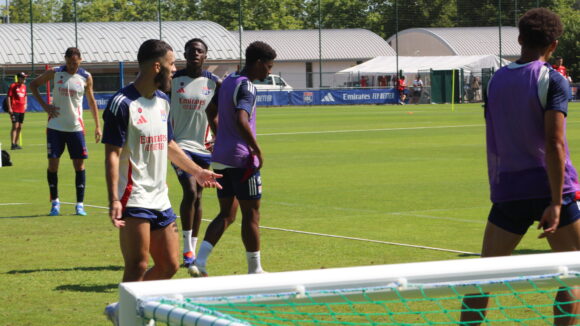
[1,102,579,325]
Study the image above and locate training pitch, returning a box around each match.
[1,102,579,325]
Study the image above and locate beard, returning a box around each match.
[155,65,172,92]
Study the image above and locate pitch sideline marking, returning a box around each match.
[0,202,30,206]
[22,123,485,147]
[61,202,479,256]
[270,200,485,224]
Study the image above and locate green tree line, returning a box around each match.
[3,0,579,79]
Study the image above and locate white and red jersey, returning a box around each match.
[102,84,173,211]
[170,70,219,155]
[48,66,89,132]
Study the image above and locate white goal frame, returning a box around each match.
[118,251,580,326]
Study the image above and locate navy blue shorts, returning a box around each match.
[123,207,177,231]
[488,192,580,235]
[215,168,262,200]
[11,113,25,124]
[47,128,88,159]
[172,150,211,180]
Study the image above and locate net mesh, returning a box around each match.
[141,272,580,326]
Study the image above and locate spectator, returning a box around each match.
[411,75,423,104]
[471,76,481,102]
[360,75,368,88]
[397,75,407,104]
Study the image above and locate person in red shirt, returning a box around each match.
[553,56,572,82]
[397,75,407,104]
[7,72,28,150]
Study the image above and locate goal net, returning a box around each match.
[117,251,580,325]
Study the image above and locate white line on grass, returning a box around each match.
[257,124,484,136]
[270,200,485,224]
[18,124,485,146]
[61,202,479,256]
[0,202,30,206]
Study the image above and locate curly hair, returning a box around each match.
[518,8,563,49]
[245,41,276,66]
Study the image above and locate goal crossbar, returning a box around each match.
[118,251,580,325]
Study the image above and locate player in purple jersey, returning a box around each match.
[169,38,222,272]
[461,9,580,325]
[30,47,102,217]
[190,42,276,277]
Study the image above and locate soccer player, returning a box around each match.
[30,47,102,216]
[7,72,28,150]
[461,8,580,326]
[102,39,221,285]
[190,41,276,277]
[170,38,221,272]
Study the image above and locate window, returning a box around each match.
[306,62,313,88]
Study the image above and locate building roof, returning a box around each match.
[237,29,396,62]
[0,21,240,65]
[387,27,520,57]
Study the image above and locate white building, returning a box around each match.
[386,27,520,62]
[237,29,396,89]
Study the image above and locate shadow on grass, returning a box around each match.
[513,248,551,255]
[56,283,118,293]
[7,265,123,275]
[0,214,48,219]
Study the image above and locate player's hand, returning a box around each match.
[194,169,223,189]
[95,129,102,143]
[109,200,125,228]
[44,104,60,118]
[538,203,561,238]
[253,149,263,170]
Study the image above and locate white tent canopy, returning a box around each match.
[338,55,510,74]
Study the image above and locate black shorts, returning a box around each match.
[11,113,25,124]
[488,192,580,235]
[215,168,262,200]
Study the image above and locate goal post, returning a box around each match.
[118,251,580,326]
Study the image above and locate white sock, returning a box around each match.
[52,199,60,206]
[196,241,213,267]
[246,251,263,274]
[76,202,83,207]
[191,237,198,254]
[183,230,193,253]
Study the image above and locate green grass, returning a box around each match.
[1,102,579,325]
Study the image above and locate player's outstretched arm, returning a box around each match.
[85,75,102,143]
[167,140,222,189]
[105,144,125,228]
[30,69,60,118]
[539,110,566,238]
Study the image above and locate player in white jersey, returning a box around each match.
[102,39,222,291]
[30,47,102,217]
[170,38,221,271]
